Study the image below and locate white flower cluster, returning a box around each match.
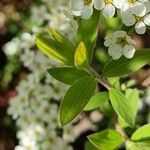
[121,0,150,34]
[70,0,150,23]
[69,0,150,60]
[3,1,76,149]
[70,0,124,19]
[7,74,73,150]
[6,43,74,149]
[70,0,150,34]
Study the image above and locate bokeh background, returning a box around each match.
[0,0,150,150]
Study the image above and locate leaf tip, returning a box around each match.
[59,115,68,127]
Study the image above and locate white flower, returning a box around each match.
[121,10,150,34]
[49,8,69,31]
[7,95,30,119]
[16,110,33,128]
[122,0,148,16]
[37,101,57,123]
[16,128,38,150]
[104,31,136,60]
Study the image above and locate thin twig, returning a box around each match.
[88,67,113,90]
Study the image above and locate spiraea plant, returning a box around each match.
[36,0,150,149]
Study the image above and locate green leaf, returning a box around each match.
[60,76,96,126]
[126,141,150,150]
[109,88,135,127]
[126,124,150,150]
[76,9,100,64]
[131,124,150,142]
[88,129,123,150]
[125,89,139,120]
[36,31,75,65]
[74,42,88,68]
[84,92,109,111]
[47,67,90,85]
[99,101,113,117]
[119,89,139,128]
[85,142,98,150]
[103,50,150,77]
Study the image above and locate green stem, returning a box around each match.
[89,67,129,141]
[88,67,112,90]
[115,123,129,141]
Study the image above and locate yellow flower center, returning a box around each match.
[128,0,137,4]
[134,15,144,22]
[104,0,113,4]
[84,0,92,5]
[117,37,128,47]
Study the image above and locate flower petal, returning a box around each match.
[104,34,113,47]
[108,44,122,60]
[135,21,146,34]
[81,5,93,19]
[103,4,115,18]
[122,2,132,14]
[132,2,146,16]
[63,9,74,20]
[144,1,150,13]
[123,45,135,59]
[113,0,125,9]
[121,12,136,26]
[94,0,105,10]
[144,14,150,26]
[70,0,84,11]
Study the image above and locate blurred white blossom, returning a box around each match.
[6,1,76,149]
[3,38,20,55]
[31,5,51,25]
[20,33,35,49]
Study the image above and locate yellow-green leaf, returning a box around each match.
[88,129,123,150]
[36,32,75,65]
[74,42,87,68]
[84,92,109,111]
[109,88,135,127]
[126,141,150,150]
[131,124,150,142]
[119,89,139,128]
